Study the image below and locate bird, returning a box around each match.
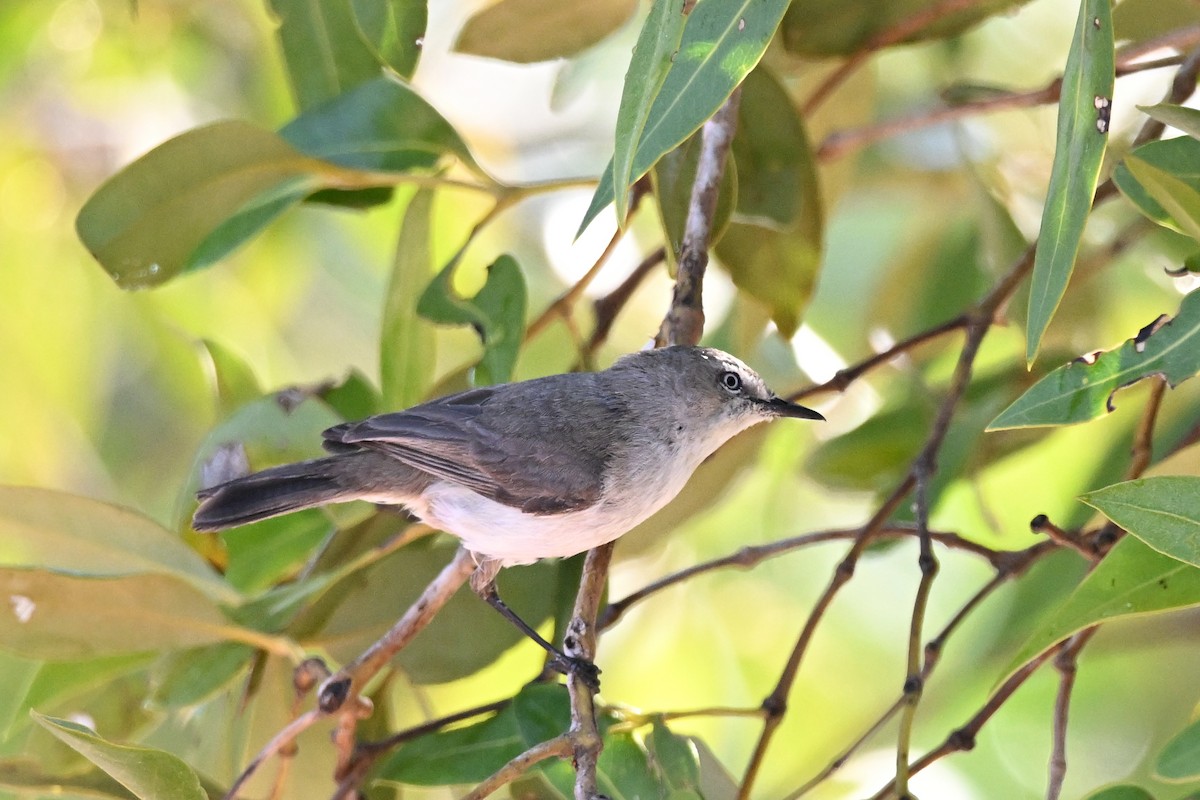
[193,346,824,683]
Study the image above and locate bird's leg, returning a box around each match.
[469,559,601,691]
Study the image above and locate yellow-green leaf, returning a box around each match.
[1025,0,1114,365]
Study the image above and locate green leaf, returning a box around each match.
[578,0,790,236]
[32,712,206,800]
[652,127,737,266]
[1083,787,1156,800]
[713,66,822,336]
[377,684,569,784]
[0,758,139,799]
[613,0,688,222]
[221,511,332,593]
[1140,103,1200,141]
[76,121,385,288]
[647,720,701,792]
[152,642,254,708]
[1157,717,1200,782]
[269,0,406,110]
[351,0,426,80]
[1114,138,1200,235]
[807,401,934,492]
[0,569,253,659]
[417,254,527,385]
[382,189,437,409]
[780,0,1029,56]
[990,289,1200,429]
[1124,154,1200,243]
[1082,477,1200,567]
[454,0,637,63]
[1005,535,1200,681]
[0,486,235,603]
[1025,0,1114,365]
[319,369,382,422]
[198,340,261,418]
[280,76,479,175]
[596,732,660,800]
[723,67,814,230]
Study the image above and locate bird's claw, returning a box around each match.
[549,654,601,692]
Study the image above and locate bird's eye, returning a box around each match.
[719,371,742,393]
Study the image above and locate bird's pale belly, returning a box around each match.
[410,463,694,566]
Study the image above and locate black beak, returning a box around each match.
[765,396,825,421]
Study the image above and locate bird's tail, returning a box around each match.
[193,456,359,531]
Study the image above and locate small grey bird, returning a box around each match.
[193,346,823,681]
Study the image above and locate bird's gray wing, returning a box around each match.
[322,378,626,514]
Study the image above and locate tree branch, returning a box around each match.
[658,89,741,347]
[599,524,1007,631]
[567,542,615,799]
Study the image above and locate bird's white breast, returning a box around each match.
[406,412,760,566]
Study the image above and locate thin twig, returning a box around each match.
[736,482,914,799]
[1132,45,1200,148]
[526,180,648,341]
[1030,514,1097,561]
[817,47,1191,161]
[586,246,666,358]
[463,735,575,800]
[328,699,514,799]
[739,238,1038,799]
[803,0,986,115]
[790,315,969,402]
[658,89,741,347]
[1047,629,1095,800]
[567,542,615,800]
[599,524,1005,630]
[317,547,476,714]
[785,542,1056,799]
[867,642,1066,800]
[223,710,322,800]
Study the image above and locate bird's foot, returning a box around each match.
[548,653,601,692]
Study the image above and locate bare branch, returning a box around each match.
[868,642,1066,800]
[462,736,574,800]
[600,524,1007,630]
[527,179,649,342]
[586,246,666,358]
[1047,629,1095,800]
[223,711,322,800]
[658,90,741,347]
[317,547,476,713]
[568,542,615,799]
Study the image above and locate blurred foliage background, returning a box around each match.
[2,0,1200,798]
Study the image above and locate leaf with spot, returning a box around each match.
[1025,0,1114,365]
[1004,534,1200,682]
[0,569,256,660]
[989,290,1200,429]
